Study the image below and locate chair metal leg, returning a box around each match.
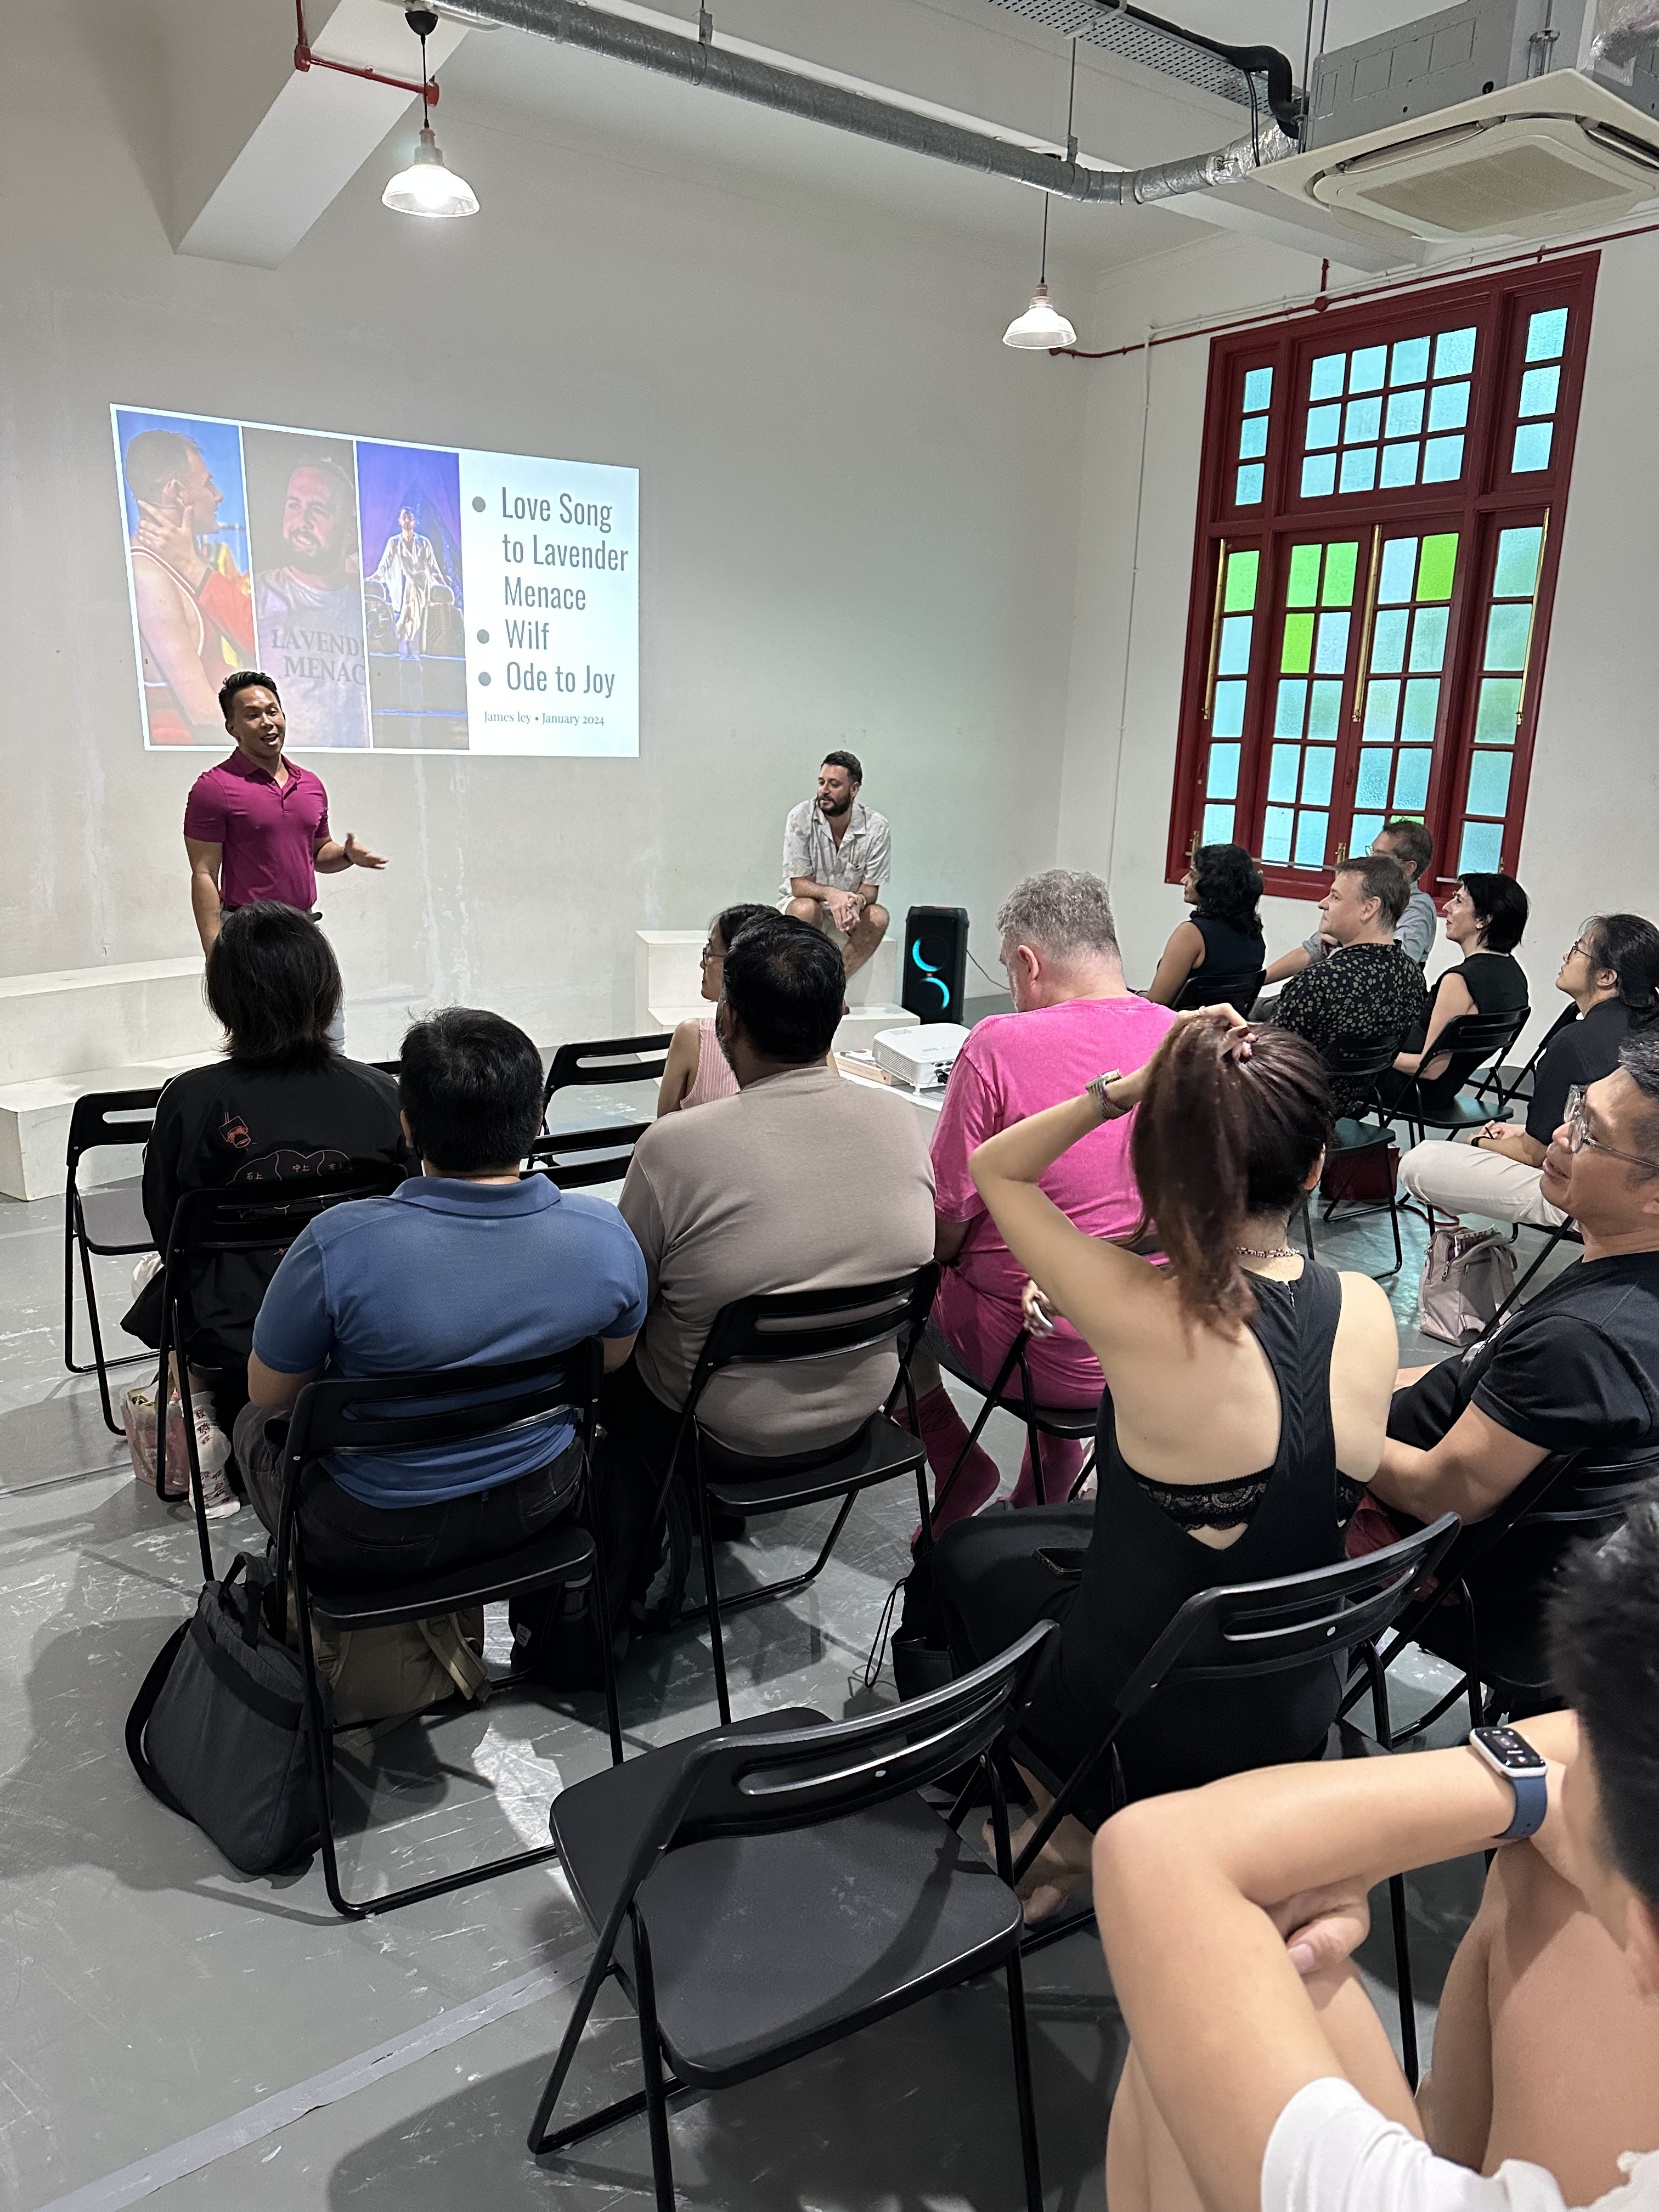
[586,1510,625,1768]
[686,1487,859,1625]
[633,1910,678,2212]
[173,1358,216,1584]
[989,1760,1045,2212]
[695,1479,733,1726]
[1364,1643,1418,2091]
[1298,1190,1317,1258]
[528,1925,629,2153]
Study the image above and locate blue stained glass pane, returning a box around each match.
[1239,413,1269,460]
[1212,678,1248,740]
[1308,680,1342,741]
[1493,524,1544,597]
[1201,802,1237,847]
[1427,379,1470,431]
[1409,606,1449,673]
[1393,748,1432,810]
[1301,453,1337,499]
[1313,612,1351,674]
[1305,402,1342,450]
[1339,445,1379,494]
[1242,365,1273,411]
[1294,810,1330,867]
[1512,421,1554,472]
[1274,680,1308,736]
[1391,335,1431,385]
[1217,613,1253,675]
[1363,678,1402,740]
[1526,307,1568,362]
[1485,602,1532,671]
[1262,806,1294,864]
[1268,743,1301,802]
[1310,352,1346,400]
[1435,325,1477,377]
[1466,749,1513,816]
[1379,441,1420,489]
[1402,679,1440,743]
[1344,396,1383,443]
[1206,742,1241,800]
[1518,364,1561,419]
[1370,608,1408,675]
[1350,812,1385,851]
[1356,747,1392,808]
[1235,462,1266,504]
[1385,387,1426,438]
[1349,345,1387,393]
[1300,747,1335,806]
[1458,819,1504,872]
[1378,537,1418,604]
[1421,434,1465,483]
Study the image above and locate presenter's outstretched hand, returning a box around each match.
[343,832,387,871]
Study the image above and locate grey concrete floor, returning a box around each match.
[0,1124,1576,2212]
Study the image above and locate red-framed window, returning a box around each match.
[1166,254,1596,898]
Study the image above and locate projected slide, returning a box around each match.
[111,405,638,756]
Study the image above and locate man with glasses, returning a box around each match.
[1367,1031,1659,1533]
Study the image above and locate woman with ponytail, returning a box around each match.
[1400,910,1659,1233]
[926,1006,1398,1919]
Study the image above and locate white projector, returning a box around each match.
[873,1023,971,1090]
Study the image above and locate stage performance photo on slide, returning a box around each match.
[111,405,639,755]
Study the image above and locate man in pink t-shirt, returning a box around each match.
[911,870,1175,1526]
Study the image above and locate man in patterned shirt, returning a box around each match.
[780,751,891,979]
[1269,853,1427,1115]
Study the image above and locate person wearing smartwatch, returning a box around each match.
[1093,1500,1659,2212]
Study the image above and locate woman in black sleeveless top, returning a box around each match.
[1383,871,1530,1112]
[930,1008,1399,1920]
[1147,843,1266,1012]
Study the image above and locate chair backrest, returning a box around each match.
[687,1267,940,1408]
[1477,1003,1576,1107]
[1318,1034,1401,1119]
[161,1164,407,1271]
[1424,1005,1530,1083]
[66,1086,161,1178]
[1176,967,1265,1015]
[370,1059,401,1077]
[541,1033,672,1111]
[522,1122,649,1188]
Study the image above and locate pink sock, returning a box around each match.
[900,1386,1002,1532]
[1009,1434,1086,1510]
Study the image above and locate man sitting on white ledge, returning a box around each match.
[781,749,890,979]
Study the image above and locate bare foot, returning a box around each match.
[985,1810,1095,1925]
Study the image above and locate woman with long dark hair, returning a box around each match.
[927,1007,1398,1918]
[1146,843,1266,1011]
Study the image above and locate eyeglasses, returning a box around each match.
[1562,938,1593,963]
[700,944,723,965]
[1562,1085,1659,1171]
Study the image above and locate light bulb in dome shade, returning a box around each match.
[1002,282,1075,350]
[382,126,479,218]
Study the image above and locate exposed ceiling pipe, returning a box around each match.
[431,0,1299,205]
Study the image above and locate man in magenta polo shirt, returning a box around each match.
[183,668,386,956]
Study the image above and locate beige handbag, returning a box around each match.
[1417,1226,1519,1346]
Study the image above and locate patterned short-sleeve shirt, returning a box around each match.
[780,799,891,899]
[1272,941,1428,1114]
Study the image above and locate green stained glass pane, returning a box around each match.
[1518,364,1561,418]
[1212,679,1248,739]
[1301,453,1337,498]
[1313,612,1351,674]
[1268,746,1301,803]
[1294,810,1330,867]
[1526,307,1567,362]
[1356,747,1392,808]
[1363,677,1402,741]
[1223,549,1260,612]
[1393,748,1431,810]
[1417,532,1458,601]
[1236,463,1265,504]
[1349,346,1387,393]
[1300,747,1335,806]
[1402,678,1440,743]
[1421,435,1464,483]
[1206,742,1241,800]
[1391,335,1431,384]
[1308,680,1342,741]
[1466,749,1513,816]
[1380,442,1419,489]
[1345,396,1383,444]
[1485,602,1531,671]
[1305,402,1341,450]
[1370,608,1408,675]
[1280,613,1314,674]
[1459,819,1504,872]
[1339,445,1379,494]
[1239,414,1269,460]
[1493,526,1542,599]
[1310,353,1346,400]
[1513,421,1554,472]
[1262,806,1294,864]
[1242,365,1273,411]
[1435,325,1477,377]
[1322,541,1358,606]
[1275,680,1308,736]
[1427,380,1470,431]
[1201,802,1237,847]
[1379,537,1418,604]
[1286,542,1322,606]
[1350,812,1385,851]
[1475,675,1522,741]
[1385,387,1425,438]
[1409,606,1449,672]
[1217,613,1253,674]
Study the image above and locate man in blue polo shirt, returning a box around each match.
[237,1007,647,1583]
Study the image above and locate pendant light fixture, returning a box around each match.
[383,9,478,219]
[1003,41,1077,351]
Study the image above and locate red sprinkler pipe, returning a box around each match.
[294,0,439,103]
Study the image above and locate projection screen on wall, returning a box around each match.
[111,405,639,757]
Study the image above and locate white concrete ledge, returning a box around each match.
[635,929,901,1032]
[0,1053,217,1203]
[0,957,218,1087]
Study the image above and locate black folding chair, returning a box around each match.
[1475,1216,1582,1341]
[1175,965,1265,1015]
[527,1620,1057,2211]
[64,1087,162,1432]
[540,1034,672,1127]
[1299,1039,1407,1277]
[156,1166,406,1579]
[928,1326,1100,1520]
[272,1345,624,1918]
[523,1122,650,1189]
[1471,1004,1575,1111]
[985,1515,1460,2087]
[652,1268,939,1724]
[1392,1007,1531,1146]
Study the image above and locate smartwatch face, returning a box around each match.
[1474,1725,1546,1772]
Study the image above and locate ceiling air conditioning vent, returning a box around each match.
[1311,112,1659,239]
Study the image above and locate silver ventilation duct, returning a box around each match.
[431,0,1299,204]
